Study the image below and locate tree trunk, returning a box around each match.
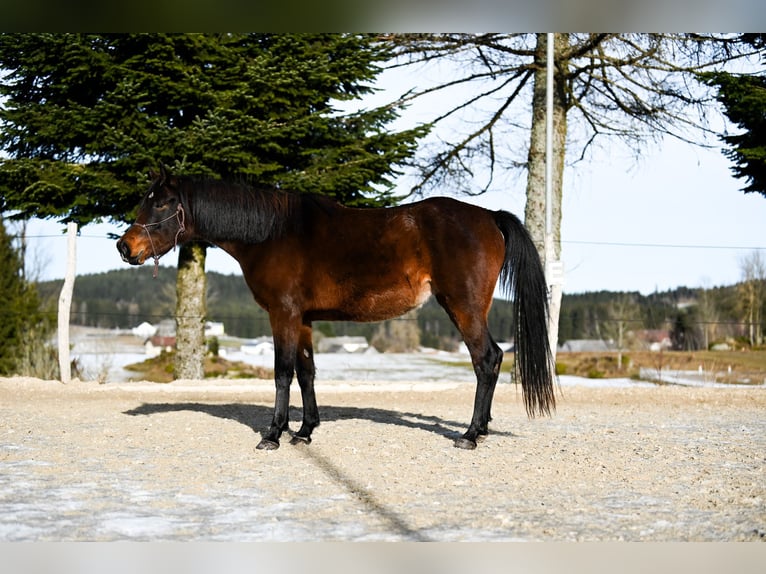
[175,242,207,380]
[524,33,568,358]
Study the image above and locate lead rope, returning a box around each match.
[138,203,186,278]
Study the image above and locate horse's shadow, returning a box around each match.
[123,400,519,540]
[123,401,518,445]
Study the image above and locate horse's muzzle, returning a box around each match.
[116,238,143,265]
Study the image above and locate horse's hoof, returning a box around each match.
[290,435,311,450]
[476,433,488,443]
[256,439,280,451]
[454,437,477,450]
[290,435,311,446]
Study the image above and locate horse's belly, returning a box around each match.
[321,274,432,322]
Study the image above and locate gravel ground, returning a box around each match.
[0,376,764,542]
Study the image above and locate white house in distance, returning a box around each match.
[133,320,226,357]
[240,336,275,355]
[131,321,157,339]
[205,321,225,337]
[316,336,370,354]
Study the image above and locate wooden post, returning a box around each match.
[58,222,77,383]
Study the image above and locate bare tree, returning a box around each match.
[603,292,641,370]
[384,34,760,353]
[739,250,765,347]
[371,309,421,353]
[696,279,720,349]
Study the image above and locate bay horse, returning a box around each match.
[116,166,555,450]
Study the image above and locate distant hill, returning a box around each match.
[558,285,746,349]
[37,267,271,339]
[36,266,514,348]
[36,268,750,350]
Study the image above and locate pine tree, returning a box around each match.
[0,218,49,375]
[704,43,766,198]
[0,33,425,219]
[0,33,427,379]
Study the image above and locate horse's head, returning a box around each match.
[116,165,188,274]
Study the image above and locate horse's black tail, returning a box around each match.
[493,210,555,417]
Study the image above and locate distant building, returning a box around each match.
[136,320,225,356]
[155,319,176,337]
[145,336,175,357]
[634,330,672,352]
[558,339,614,353]
[132,321,157,339]
[241,337,274,355]
[205,321,225,337]
[317,336,369,354]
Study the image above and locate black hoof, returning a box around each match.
[290,435,312,446]
[454,437,477,450]
[256,438,280,451]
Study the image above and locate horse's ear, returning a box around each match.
[148,164,170,186]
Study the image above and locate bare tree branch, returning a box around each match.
[384,33,762,197]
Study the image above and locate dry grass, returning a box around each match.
[125,347,766,386]
[554,350,766,384]
[442,349,766,385]
[124,352,273,383]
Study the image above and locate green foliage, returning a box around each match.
[207,336,220,357]
[704,70,766,198]
[670,306,704,351]
[0,218,53,375]
[0,33,428,226]
[702,35,766,198]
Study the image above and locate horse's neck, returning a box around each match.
[190,185,297,245]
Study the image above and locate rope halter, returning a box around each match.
[137,203,186,277]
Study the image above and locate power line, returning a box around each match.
[564,240,766,251]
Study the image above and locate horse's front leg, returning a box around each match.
[290,322,319,445]
[256,317,299,451]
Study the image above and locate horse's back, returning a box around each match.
[290,196,505,322]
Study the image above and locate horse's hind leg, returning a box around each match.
[437,295,503,449]
[290,322,320,445]
[460,332,503,449]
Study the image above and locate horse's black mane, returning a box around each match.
[175,176,332,244]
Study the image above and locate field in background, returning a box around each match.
[442,350,766,386]
[68,326,766,386]
[556,350,766,385]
